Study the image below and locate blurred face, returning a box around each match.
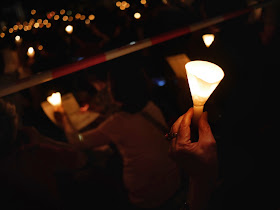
[91,80,107,91]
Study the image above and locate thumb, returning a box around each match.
[198,112,215,144]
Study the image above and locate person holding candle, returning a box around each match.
[54,56,185,209]
[168,107,218,210]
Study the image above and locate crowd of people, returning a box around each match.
[0,0,280,209]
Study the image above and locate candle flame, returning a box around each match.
[47,92,61,106]
[202,34,215,47]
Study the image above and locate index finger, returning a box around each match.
[177,108,193,143]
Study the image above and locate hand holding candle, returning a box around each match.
[185,60,224,127]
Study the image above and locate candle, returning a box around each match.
[202,34,215,48]
[47,92,62,110]
[65,25,73,34]
[27,47,35,58]
[185,60,224,126]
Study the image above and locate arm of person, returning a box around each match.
[20,126,88,171]
[55,110,111,149]
[169,108,218,210]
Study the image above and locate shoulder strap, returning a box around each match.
[140,111,169,134]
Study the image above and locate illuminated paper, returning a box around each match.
[41,93,100,131]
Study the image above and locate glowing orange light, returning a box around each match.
[88,14,95,20]
[31,9,36,15]
[54,15,60,20]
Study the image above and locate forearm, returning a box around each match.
[61,115,85,148]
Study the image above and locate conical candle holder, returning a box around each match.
[185,60,224,127]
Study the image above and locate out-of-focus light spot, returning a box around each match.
[34,22,39,28]
[116,1,121,7]
[38,45,43,50]
[31,9,36,15]
[47,11,55,19]
[15,35,23,45]
[75,13,81,19]
[15,35,20,41]
[129,41,136,45]
[134,12,141,19]
[152,78,166,86]
[162,0,168,4]
[80,15,86,20]
[62,15,68,21]
[29,19,35,24]
[68,16,73,21]
[39,23,44,28]
[37,19,42,24]
[60,9,65,15]
[2,26,7,31]
[77,57,84,61]
[46,23,52,28]
[27,47,35,57]
[18,25,23,30]
[85,19,90,24]
[66,10,72,16]
[120,5,126,10]
[13,25,19,30]
[157,80,166,86]
[0,33,5,38]
[23,26,28,31]
[126,3,130,8]
[65,25,73,34]
[9,28,13,33]
[88,14,95,20]
[122,1,127,6]
[140,0,146,4]
[54,15,60,20]
[43,19,48,25]
[23,21,28,26]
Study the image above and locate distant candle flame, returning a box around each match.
[202,34,215,47]
[27,47,35,57]
[65,25,73,34]
[47,92,62,106]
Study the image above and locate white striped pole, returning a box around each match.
[0,1,272,97]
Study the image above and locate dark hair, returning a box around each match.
[0,99,18,155]
[108,56,151,113]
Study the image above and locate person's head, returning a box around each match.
[108,56,151,113]
[0,99,18,156]
[86,65,109,92]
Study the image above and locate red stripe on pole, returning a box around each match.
[151,27,191,45]
[52,54,107,79]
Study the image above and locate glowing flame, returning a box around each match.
[202,34,215,47]
[65,25,73,34]
[27,47,35,57]
[47,92,62,107]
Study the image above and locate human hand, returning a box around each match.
[168,108,218,181]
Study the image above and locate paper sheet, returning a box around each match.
[165,53,191,80]
[41,92,100,131]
